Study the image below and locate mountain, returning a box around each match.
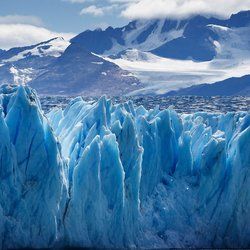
[0,49,4,57]
[71,19,188,56]
[102,11,250,95]
[151,11,250,61]
[165,75,250,96]
[228,10,250,27]
[0,37,68,62]
[29,43,140,95]
[151,16,219,61]
[0,37,70,85]
[71,11,250,61]
[0,37,141,95]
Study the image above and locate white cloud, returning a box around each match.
[0,24,75,50]
[121,0,250,20]
[80,5,104,16]
[80,4,118,16]
[0,15,44,26]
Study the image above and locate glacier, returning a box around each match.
[0,84,249,249]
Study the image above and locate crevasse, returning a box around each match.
[0,85,249,249]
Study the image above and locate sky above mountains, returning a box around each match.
[0,0,250,49]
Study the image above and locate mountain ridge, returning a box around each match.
[71,10,250,61]
[164,75,250,96]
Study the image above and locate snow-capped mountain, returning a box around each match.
[0,37,141,95]
[71,19,187,57]
[96,11,250,95]
[0,37,69,63]
[151,11,250,61]
[0,37,70,85]
[71,11,250,61]
[66,10,250,96]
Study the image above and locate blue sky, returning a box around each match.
[0,0,128,33]
[1,0,250,49]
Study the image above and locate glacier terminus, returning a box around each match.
[0,85,249,249]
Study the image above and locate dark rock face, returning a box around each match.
[29,43,141,96]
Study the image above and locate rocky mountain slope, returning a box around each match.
[0,38,141,95]
[29,43,140,96]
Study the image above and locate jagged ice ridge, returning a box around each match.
[0,85,249,248]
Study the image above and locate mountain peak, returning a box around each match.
[229,10,250,27]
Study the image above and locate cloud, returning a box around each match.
[80,4,118,16]
[0,24,75,50]
[80,5,104,16]
[121,0,250,20]
[0,15,44,26]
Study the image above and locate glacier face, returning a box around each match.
[0,85,67,248]
[0,85,249,248]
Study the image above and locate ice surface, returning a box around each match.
[0,85,249,248]
[0,85,67,248]
[40,95,250,114]
[105,48,250,95]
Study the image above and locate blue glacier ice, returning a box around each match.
[0,84,249,249]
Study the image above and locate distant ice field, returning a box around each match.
[40,96,250,114]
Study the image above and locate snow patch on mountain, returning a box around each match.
[2,37,70,63]
[209,25,250,60]
[9,66,33,85]
[71,19,186,56]
[105,20,185,55]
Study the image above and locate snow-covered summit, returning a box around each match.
[0,37,71,87]
[0,37,70,63]
[71,10,250,62]
[71,18,187,56]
